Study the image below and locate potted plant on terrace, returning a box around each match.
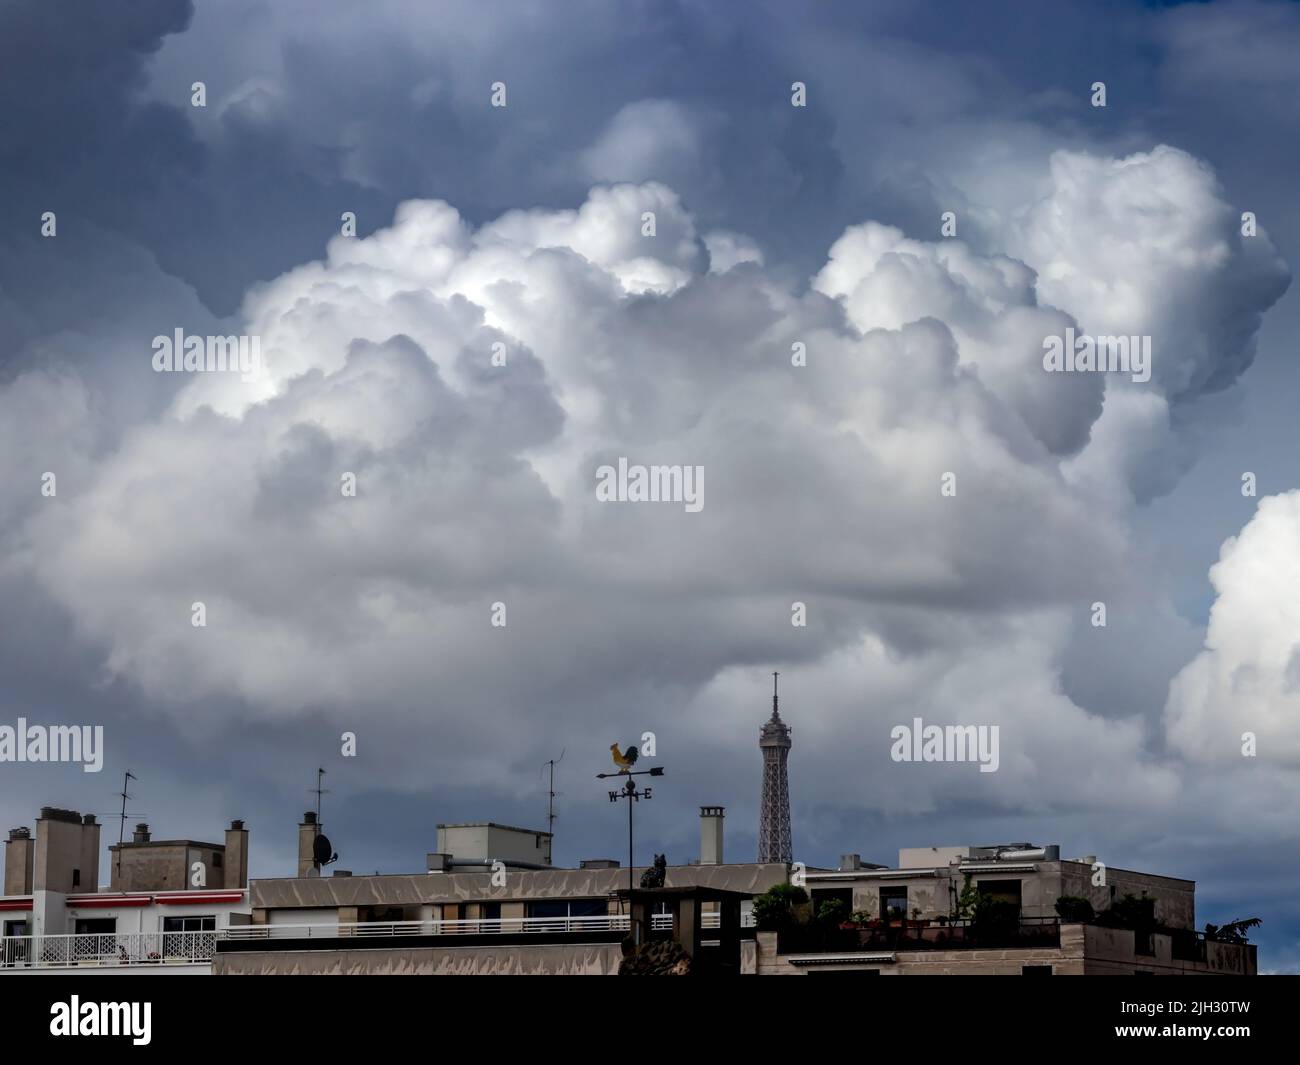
[751,883,808,931]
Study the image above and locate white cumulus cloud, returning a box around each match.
[1166,491,1300,765]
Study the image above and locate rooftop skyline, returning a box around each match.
[1,0,1297,972]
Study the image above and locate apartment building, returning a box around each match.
[0,808,252,974]
[803,843,1194,928]
[0,805,1259,975]
[215,808,783,974]
[762,843,1255,975]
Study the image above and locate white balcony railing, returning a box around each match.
[225,912,751,939]
[225,915,647,938]
[0,911,754,969]
[0,930,216,969]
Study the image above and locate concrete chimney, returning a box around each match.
[34,808,97,893]
[224,820,249,889]
[4,827,34,895]
[132,822,151,843]
[700,806,725,865]
[80,815,100,891]
[297,812,319,878]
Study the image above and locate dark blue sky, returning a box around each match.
[2,0,1299,970]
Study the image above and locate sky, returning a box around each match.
[2,0,1299,969]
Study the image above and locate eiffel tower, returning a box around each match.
[757,671,793,863]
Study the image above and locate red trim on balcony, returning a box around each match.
[155,892,244,905]
[56,889,246,908]
[0,899,33,911]
[67,896,151,908]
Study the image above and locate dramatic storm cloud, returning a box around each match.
[17,157,1283,805]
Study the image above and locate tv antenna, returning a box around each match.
[116,771,137,881]
[310,767,331,823]
[542,750,564,861]
[307,768,338,872]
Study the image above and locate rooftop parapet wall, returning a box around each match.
[251,862,788,910]
[214,942,622,975]
[1058,861,1195,930]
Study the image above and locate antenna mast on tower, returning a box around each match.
[312,767,330,825]
[116,771,136,881]
[543,750,564,864]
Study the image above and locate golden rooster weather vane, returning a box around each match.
[609,742,640,774]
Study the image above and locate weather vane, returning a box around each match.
[598,740,665,937]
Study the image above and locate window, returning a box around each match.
[527,899,608,920]
[1022,965,1053,975]
[74,918,116,935]
[880,887,908,920]
[163,916,215,933]
[810,967,879,975]
[212,852,223,868]
[71,868,80,888]
[977,879,1019,905]
[976,879,1022,908]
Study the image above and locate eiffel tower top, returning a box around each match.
[760,671,792,747]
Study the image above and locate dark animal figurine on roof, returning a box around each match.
[640,853,667,888]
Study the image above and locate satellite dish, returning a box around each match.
[313,832,338,867]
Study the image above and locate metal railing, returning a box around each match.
[226,912,752,938]
[1,931,216,969]
[776,917,1062,955]
[225,917,633,938]
[1,912,754,968]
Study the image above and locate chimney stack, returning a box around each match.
[4,827,34,895]
[34,808,98,893]
[80,815,100,892]
[297,812,319,877]
[132,822,150,843]
[700,806,725,865]
[225,820,249,889]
